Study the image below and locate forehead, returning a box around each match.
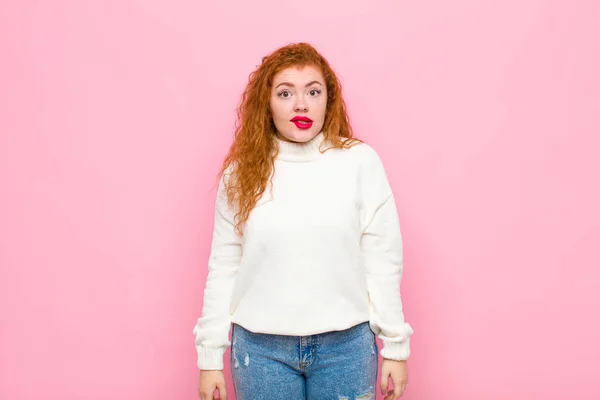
[272,65,325,85]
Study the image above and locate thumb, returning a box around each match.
[380,373,389,395]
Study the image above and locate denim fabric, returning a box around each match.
[231,322,378,400]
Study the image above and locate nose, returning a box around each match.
[294,95,308,113]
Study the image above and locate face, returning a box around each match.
[269,65,327,143]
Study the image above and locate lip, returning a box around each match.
[290,116,313,123]
[290,116,313,130]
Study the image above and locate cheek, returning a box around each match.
[270,101,286,121]
[316,99,327,119]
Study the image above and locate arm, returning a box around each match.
[359,147,414,361]
[193,174,242,370]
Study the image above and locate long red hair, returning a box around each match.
[220,42,360,235]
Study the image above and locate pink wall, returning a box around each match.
[1,1,599,399]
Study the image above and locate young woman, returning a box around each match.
[193,42,414,400]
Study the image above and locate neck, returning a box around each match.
[275,132,326,162]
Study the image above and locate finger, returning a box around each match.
[394,383,405,399]
[216,382,227,400]
[385,389,394,400]
[400,381,407,397]
[391,373,407,399]
[200,390,213,400]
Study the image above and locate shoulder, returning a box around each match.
[341,140,386,170]
[340,140,393,198]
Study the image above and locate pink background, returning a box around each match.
[1,1,599,399]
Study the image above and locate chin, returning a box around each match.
[282,129,320,143]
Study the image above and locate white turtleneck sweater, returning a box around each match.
[193,133,414,370]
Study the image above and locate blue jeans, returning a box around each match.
[231,322,378,400]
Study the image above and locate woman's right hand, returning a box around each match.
[198,370,227,400]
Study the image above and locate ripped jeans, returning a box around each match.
[231,322,378,400]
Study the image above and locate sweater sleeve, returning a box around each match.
[192,174,242,370]
[359,146,414,360]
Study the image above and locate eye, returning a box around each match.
[277,90,292,98]
[308,89,322,97]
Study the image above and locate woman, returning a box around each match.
[193,42,414,400]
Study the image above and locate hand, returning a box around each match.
[380,359,408,399]
[198,370,227,400]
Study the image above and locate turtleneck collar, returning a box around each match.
[274,132,327,162]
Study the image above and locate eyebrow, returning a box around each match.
[275,80,323,89]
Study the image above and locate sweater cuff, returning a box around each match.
[197,346,226,370]
[381,338,411,361]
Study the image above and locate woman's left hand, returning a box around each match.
[380,359,408,399]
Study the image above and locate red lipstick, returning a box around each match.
[290,116,313,129]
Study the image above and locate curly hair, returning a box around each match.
[219,42,361,235]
